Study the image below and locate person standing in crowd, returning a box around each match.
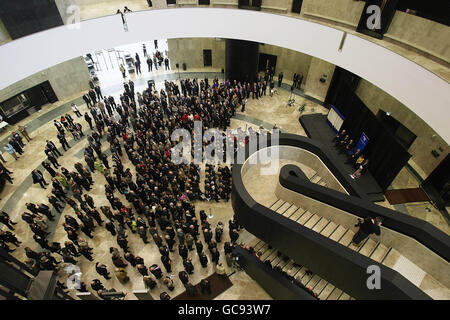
[120,64,126,78]
[57,131,70,151]
[0,211,17,231]
[278,72,283,87]
[147,55,153,72]
[18,125,32,142]
[32,169,49,189]
[84,112,93,130]
[164,57,170,71]
[71,103,82,117]
[83,93,92,108]
[95,85,103,100]
[135,53,141,75]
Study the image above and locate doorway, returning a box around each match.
[258,53,277,73]
[203,49,212,67]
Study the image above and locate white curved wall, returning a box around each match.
[1,8,449,143]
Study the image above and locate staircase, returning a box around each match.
[244,225,354,300]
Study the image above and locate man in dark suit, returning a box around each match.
[83,93,92,108]
[183,258,194,274]
[147,56,153,72]
[94,85,103,100]
[32,169,48,189]
[89,89,97,104]
[149,264,163,279]
[95,262,111,279]
[200,279,212,295]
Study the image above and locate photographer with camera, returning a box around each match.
[352,216,382,245]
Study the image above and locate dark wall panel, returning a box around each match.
[0,0,64,39]
[226,39,259,83]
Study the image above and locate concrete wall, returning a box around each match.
[259,44,312,88]
[0,56,90,103]
[303,57,335,102]
[0,19,11,45]
[355,79,450,176]
[167,38,226,70]
[301,0,365,27]
[386,11,450,63]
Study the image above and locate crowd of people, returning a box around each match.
[332,128,370,180]
[0,71,258,299]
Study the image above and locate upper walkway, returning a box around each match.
[2,0,447,82]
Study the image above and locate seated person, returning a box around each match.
[350,159,369,179]
[353,154,365,168]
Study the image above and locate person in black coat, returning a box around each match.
[32,169,49,189]
[42,161,56,177]
[195,239,203,255]
[33,234,50,250]
[178,244,188,260]
[117,235,129,251]
[84,112,93,130]
[64,241,80,257]
[165,235,175,252]
[105,221,117,236]
[203,228,213,243]
[57,132,70,151]
[25,247,40,261]
[138,226,148,243]
[199,252,208,268]
[84,194,95,208]
[37,203,55,221]
[83,93,92,108]
[0,211,17,231]
[90,279,105,291]
[352,217,382,245]
[183,258,194,274]
[211,248,220,265]
[95,262,111,279]
[47,195,63,213]
[230,229,239,244]
[200,279,212,295]
[137,264,148,276]
[178,270,189,285]
[185,283,198,297]
[47,154,60,168]
[161,255,172,273]
[160,292,170,300]
[124,252,137,267]
[79,246,94,261]
[149,264,163,279]
[159,245,169,257]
